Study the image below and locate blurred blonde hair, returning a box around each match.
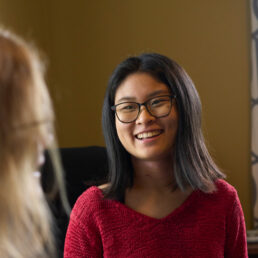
[0,28,69,257]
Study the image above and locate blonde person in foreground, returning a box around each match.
[64,53,247,257]
[0,28,69,258]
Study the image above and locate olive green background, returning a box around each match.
[0,1,252,229]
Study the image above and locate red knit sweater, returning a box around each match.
[64,180,247,257]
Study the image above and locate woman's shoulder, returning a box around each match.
[70,186,106,221]
[77,185,108,207]
[191,179,241,216]
[214,179,237,196]
[98,183,109,191]
[203,179,239,204]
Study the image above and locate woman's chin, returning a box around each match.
[132,147,173,162]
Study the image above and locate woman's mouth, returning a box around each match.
[135,130,163,140]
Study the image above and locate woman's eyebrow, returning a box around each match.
[147,89,170,98]
[116,89,170,103]
[116,96,136,103]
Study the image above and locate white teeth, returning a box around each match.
[136,130,161,139]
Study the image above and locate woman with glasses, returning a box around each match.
[0,28,69,258]
[64,53,247,257]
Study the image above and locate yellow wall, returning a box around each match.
[0,1,252,229]
[0,1,50,56]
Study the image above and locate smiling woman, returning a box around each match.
[64,53,248,258]
[114,73,178,162]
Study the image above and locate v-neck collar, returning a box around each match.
[91,186,200,222]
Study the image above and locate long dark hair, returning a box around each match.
[102,53,225,202]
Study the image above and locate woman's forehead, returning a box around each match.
[114,73,170,103]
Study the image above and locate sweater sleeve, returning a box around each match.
[64,193,103,258]
[224,191,248,258]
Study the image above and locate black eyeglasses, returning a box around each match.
[111,95,176,123]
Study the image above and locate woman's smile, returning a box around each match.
[135,129,163,140]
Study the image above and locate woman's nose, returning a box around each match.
[135,106,155,124]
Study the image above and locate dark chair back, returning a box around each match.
[41,146,108,257]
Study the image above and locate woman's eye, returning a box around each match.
[152,99,161,105]
[151,98,165,106]
[119,104,137,112]
[123,105,134,109]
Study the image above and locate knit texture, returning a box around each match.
[64,179,247,258]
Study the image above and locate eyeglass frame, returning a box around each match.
[111,94,176,123]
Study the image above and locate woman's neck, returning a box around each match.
[131,156,175,192]
[125,156,193,219]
